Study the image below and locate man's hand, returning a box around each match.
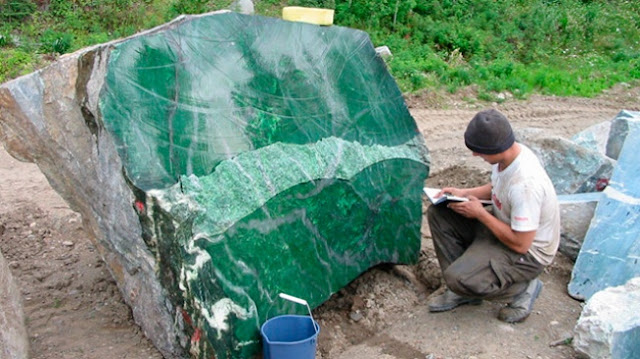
[447,195,487,219]
[440,184,492,202]
[449,195,536,254]
[439,186,466,198]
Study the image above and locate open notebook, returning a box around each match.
[423,187,492,206]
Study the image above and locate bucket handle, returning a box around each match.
[279,293,319,332]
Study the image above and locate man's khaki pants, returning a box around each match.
[427,204,544,300]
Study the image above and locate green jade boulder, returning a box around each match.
[100,11,429,358]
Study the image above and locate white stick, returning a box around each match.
[279,293,308,306]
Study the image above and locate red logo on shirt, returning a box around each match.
[492,193,502,210]
[514,216,529,221]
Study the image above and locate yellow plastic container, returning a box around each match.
[282,7,334,26]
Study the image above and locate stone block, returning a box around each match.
[571,120,611,155]
[0,249,29,359]
[516,128,615,194]
[229,0,254,14]
[375,45,392,58]
[569,116,640,301]
[574,277,640,359]
[605,110,640,160]
[0,11,429,358]
[557,192,601,262]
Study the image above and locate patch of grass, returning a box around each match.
[39,29,74,55]
[0,49,37,83]
[1,0,639,101]
[337,0,640,98]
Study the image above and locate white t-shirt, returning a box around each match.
[490,144,560,266]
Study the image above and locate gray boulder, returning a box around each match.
[574,277,640,359]
[229,0,254,15]
[572,121,611,155]
[516,128,615,194]
[0,248,29,359]
[557,192,601,262]
[605,110,640,160]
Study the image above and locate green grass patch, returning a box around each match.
[0,49,37,83]
[1,0,639,100]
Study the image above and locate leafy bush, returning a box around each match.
[39,29,74,54]
[49,0,74,18]
[0,0,37,22]
[0,32,13,47]
[169,0,219,16]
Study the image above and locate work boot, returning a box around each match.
[428,289,482,312]
[498,278,543,323]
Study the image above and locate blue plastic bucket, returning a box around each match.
[260,314,320,359]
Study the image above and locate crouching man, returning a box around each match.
[427,109,560,323]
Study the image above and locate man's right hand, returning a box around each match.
[447,196,487,219]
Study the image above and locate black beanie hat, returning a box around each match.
[464,109,515,154]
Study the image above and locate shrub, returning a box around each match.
[0,0,37,22]
[0,32,13,47]
[49,0,74,18]
[39,29,74,54]
[630,58,640,79]
[169,0,214,16]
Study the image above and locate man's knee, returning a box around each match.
[443,265,494,298]
[442,266,476,296]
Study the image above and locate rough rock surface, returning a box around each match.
[573,277,640,359]
[605,110,640,160]
[0,244,29,359]
[0,10,428,358]
[557,192,601,262]
[571,120,611,155]
[0,36,184,359]
[569,112,640,301]
[516,128,615,194]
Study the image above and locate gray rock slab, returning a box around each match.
[571,120,611,155]
[0,249,29,359]
[0,51,185,358]
[557,192,601,262]
[229,0,254,15]
[606,110,640,160]
[375,45,392,58]
[569,114,640,301]
[574,277,640,359]
[516,128,615,194]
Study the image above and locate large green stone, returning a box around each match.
[100,11,429,358]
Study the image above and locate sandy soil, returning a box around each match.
[1,83,639,359]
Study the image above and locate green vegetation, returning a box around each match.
[1,0,639,99]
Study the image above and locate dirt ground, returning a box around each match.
[1,83,640,359]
